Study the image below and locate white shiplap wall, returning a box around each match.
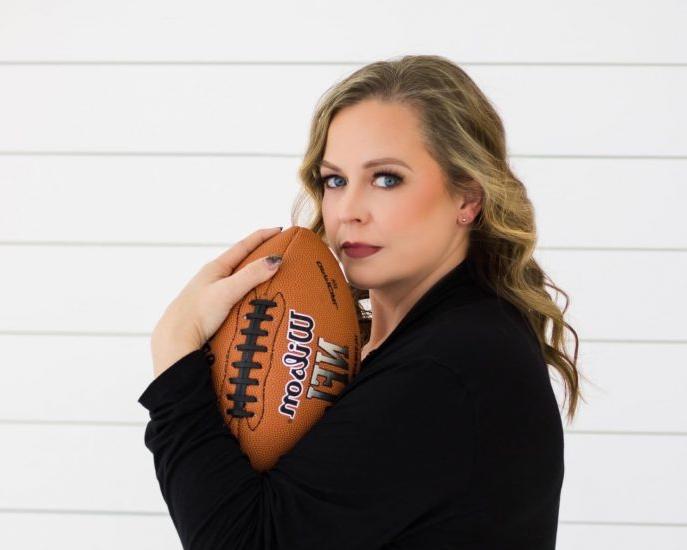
[1,1,686,548]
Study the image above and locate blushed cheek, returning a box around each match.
[320,199,334,248]
[386,185,441,234]
[382,187,455,265]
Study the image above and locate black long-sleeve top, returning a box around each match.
[138,255,565,549]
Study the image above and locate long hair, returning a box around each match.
[290,54,587,424]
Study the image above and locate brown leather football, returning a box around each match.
[199,225,362,472]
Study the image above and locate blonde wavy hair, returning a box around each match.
[290,54,587,424]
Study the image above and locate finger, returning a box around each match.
[207,226,283,279]
[214,254,283,305]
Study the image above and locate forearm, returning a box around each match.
[140,348,263,549]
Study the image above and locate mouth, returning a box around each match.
[341,241,382,250]
[341,244,383,259]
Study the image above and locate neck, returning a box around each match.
[362,252,469,356]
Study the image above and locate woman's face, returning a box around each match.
[320,99,476,291]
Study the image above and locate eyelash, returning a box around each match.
[317,170,404,190]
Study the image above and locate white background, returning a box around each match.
[1,1,686,548]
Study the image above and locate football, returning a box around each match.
[200,225,362,471]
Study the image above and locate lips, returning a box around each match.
[342,245,382,259]
[342,241,381,249]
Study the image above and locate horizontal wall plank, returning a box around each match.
[2,156,685,249]
[0,0,684,64]
[0,334,684,435]
[0,425,684,524]
[0,247,683,340]
[0,156,299,245]
[0,65,685,156]
[558,434,687,524]
[550,341,687,434]
[556,523,687,550]
[0,512,181,550]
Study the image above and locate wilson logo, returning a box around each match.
[279,309,351,420]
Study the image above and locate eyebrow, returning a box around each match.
[319,157,413,172]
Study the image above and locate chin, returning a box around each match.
[340,268,377,291]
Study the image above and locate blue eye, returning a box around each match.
[319,170,404,190]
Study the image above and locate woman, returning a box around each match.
[139,54,584,549]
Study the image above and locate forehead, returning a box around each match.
[323,100,427,161]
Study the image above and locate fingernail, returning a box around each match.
[264,255,283,269]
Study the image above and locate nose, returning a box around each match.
[335,179,369,224]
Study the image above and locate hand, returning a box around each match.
[150,226,284,378]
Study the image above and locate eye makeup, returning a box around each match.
[318,169,404,190]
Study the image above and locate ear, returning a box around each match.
[453,179,483,221]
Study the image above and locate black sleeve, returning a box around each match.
[138,347,476,550]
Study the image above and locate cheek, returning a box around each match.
[383,185,441,232]
[320,194,337,248]
[321,192,332,222]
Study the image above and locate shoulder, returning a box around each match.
[426,295,533,346]
[421,296,545,380]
